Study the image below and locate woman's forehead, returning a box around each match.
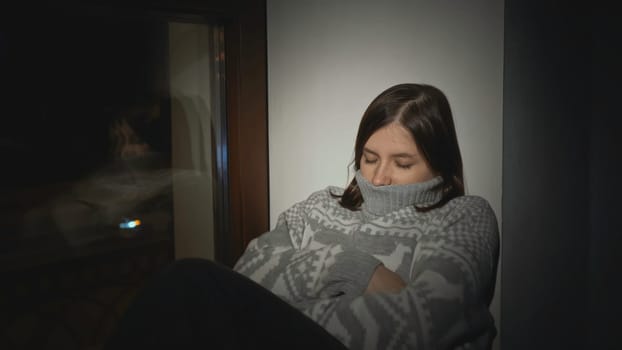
[362,124,422,159]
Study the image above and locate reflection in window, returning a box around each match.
[0,14,226,268]
[169,21,226,260]
[0,8,230,348]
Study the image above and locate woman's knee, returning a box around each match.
[168,257,215,271]
[161,258,236,286]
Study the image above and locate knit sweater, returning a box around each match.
[234,171,499,350]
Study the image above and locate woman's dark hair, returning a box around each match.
[336,83,464,211]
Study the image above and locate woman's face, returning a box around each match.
[360,122,436,186]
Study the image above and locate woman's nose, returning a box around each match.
[372,166,391,186]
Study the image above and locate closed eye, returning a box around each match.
[363,156,377,164]
[396,162,413,169]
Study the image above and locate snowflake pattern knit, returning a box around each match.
[234,171,499,350]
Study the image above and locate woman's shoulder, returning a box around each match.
[294,186,345,209]
[305,185,345,199]
[442,195,497,221]
[447,195,493,210]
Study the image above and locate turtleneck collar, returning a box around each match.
[354,170,443,216]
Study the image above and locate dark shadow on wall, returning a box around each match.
[502,1,621,350]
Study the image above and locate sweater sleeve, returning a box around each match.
[233,189,383,305]
[303,196,500,350]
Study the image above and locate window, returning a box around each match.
[0,1,267,347]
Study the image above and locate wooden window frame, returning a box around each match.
[156,0,269,267]
[218,0,269,267]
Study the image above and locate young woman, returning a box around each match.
[105,83,499,350]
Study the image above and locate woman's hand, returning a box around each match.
[365,264,406,294]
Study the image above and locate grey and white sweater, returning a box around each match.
[234,171,499,350]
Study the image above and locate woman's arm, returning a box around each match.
[234,189,383,304]
[304,196,500,350]
[365,264,406,294]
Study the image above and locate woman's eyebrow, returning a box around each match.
[363,148,416,159]
[363,148,379,156]
[393,153,416,159]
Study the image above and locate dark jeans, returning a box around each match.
[104,258,348,349]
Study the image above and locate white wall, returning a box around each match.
[267,0,503,347]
